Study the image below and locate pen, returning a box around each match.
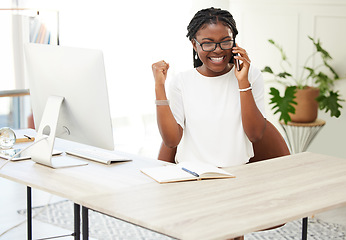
[24,135,32,140]
[182,167,199,177]
[15,135,35,143]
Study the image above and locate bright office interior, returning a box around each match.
[1,0,345,161]
[1,0,346,160]
[1,0,346,238]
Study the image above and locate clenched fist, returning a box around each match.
[152,60,170,85]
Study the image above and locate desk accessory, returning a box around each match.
[141,162,234,183]
[0,127,16,149]
[0,148,62,161]
[16,135,35,143]
[0,136,48,169]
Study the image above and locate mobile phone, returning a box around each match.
[233,40,241,71]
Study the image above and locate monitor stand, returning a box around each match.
[29,96,88,168]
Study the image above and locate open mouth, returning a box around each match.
[209,56,225,63]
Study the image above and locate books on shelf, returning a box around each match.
[141,161,235,184]
[29,17,51,44]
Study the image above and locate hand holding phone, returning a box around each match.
[233,40,241,71]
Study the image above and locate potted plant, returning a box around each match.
[262,36,344,124]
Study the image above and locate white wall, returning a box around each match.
[18,0,196,117]
[229,0,346,158]
[12,0,346,158]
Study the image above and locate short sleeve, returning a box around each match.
[249,65,266,118]
[166,74,185,129]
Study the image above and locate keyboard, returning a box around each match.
[66,148,132,165]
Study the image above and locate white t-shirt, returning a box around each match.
[167,65,266,167]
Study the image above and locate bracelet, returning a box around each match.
[239,83,252,92]
[155,100,170,105]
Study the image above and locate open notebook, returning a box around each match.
[141,162,235,184]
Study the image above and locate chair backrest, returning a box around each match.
[249,120,290,163]
[158,120,290,163]
[158,142,177,163]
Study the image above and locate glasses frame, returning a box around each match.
[194,38,234,52]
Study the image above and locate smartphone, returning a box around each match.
[233,40,241,71]
[0,148,62,161]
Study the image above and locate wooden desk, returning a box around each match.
[1,137,346,239]
[0,133,166,240]
[279,119,327,239]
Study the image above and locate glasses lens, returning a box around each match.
[220,41,233,50]
[202,43,216,51]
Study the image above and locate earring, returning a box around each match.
[195,54,198,60]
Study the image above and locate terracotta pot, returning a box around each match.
[289,87,319,123]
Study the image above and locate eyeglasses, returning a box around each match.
[194,39,234,52]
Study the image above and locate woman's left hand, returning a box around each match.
[232,44,251,83]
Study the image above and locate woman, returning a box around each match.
[152,7,266,168]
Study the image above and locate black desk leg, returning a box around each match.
[302,217,308,240]
[74,203,81,240]
[27,186,32,240]
[26,188,82,240]
[82,206,89,240]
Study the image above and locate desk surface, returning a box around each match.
[1,134,346,240]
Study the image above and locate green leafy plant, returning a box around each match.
[262,36,344,124]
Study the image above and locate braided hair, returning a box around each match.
[186,7,238,68]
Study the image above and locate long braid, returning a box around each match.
[186,7,238,68]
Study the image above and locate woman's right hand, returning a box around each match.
[152,60,182,148]
[152,60,170,85]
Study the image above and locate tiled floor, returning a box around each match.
[315,206,346,227]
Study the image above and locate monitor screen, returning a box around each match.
[24,43,114,165]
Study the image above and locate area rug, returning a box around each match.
[19,200,346,240]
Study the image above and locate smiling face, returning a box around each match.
[193,21,234,77]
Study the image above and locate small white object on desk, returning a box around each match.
[0,148,62,161]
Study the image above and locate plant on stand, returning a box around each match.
[262,36,344,124]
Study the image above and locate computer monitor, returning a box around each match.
[24,43,114,168]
